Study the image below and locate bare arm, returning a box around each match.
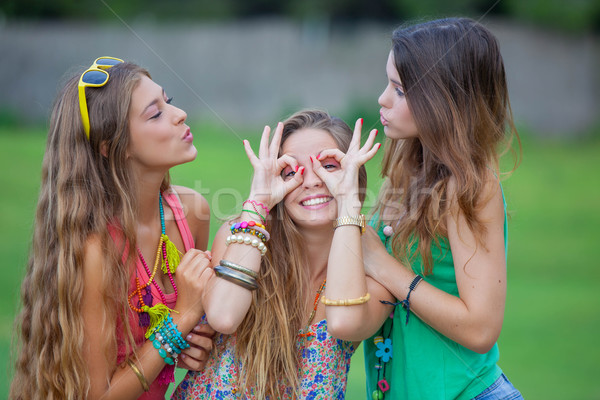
[173,185,211,252]
[363,178,507,353]
[313,119,394,341]
[202,123,303,334]
[170,186,215,371]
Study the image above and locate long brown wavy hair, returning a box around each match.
[374,18,521,274]
[233,110,367,398]
[10,62,170,399]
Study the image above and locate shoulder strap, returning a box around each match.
[162,188,195,251]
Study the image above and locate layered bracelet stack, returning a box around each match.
[226,220,269,256]
[214,259,259,291]
[218,200,271,290]
[242,199,269,224]
[147,313,190,366]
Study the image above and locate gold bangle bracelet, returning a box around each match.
[126,358,149,392]
[321,292,371,306]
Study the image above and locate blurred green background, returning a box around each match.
[2,0,600,399]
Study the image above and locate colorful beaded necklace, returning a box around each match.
[128,194,182,336]
[298,279,326,340]
[370,224,395,400]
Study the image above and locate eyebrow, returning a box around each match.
[390,78,403,87]
[140,89,165,116]
[285,149,331,160]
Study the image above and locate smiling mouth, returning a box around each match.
[301,197,332,206]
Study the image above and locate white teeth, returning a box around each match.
[301,197,331,206]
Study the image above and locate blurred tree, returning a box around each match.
[502,0,600,32]
[1,0,598,32]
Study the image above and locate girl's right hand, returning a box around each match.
[173,249,213,325]
[243,122,305,209]
[361,226,392,280]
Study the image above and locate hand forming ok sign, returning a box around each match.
[309,118,380,205]
[243,122,305,210]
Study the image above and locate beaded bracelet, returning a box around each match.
[163,315,190,352]
[321,292,371,306]
[148,313,190,365]
[226,234,268,256]
[231,221,270,242]
[220,259,259,279]
[214,264,259,291]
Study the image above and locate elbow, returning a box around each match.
[204,310,240,335]
[465,326,501,354]
[469,339,495,354]
[326,315,364,342]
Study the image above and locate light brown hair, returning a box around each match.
[374,18,521,273]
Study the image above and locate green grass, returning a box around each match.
[1,125,599,399]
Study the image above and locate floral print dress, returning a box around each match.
[172,319,355,399]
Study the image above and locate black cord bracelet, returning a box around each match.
[400,275,423,325]
[379,275,423,325]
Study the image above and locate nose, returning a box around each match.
[173,105,187,125]
[378,85,391,109]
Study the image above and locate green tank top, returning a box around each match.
[363,188,507,400]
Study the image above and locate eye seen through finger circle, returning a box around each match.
[281,165,296,180]
[319,157,340,171]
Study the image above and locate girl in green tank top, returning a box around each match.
[362,17,523,400]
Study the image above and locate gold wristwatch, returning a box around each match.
[333,214,366,234]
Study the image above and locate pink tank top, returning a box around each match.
[113,189,195,399]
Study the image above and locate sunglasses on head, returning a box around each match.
[78,56,124,139]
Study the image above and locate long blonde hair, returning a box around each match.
[234,110,367,398]
[10,62,169,399]
[374,18,521,274]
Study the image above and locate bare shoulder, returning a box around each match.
[171,185,210,219]
[445,171,503,217]
[170,185,211,250]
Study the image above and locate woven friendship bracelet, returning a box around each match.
[400,275,423,325]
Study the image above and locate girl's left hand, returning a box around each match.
[311,118,380,203]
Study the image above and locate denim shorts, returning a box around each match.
[473,373,523,400]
